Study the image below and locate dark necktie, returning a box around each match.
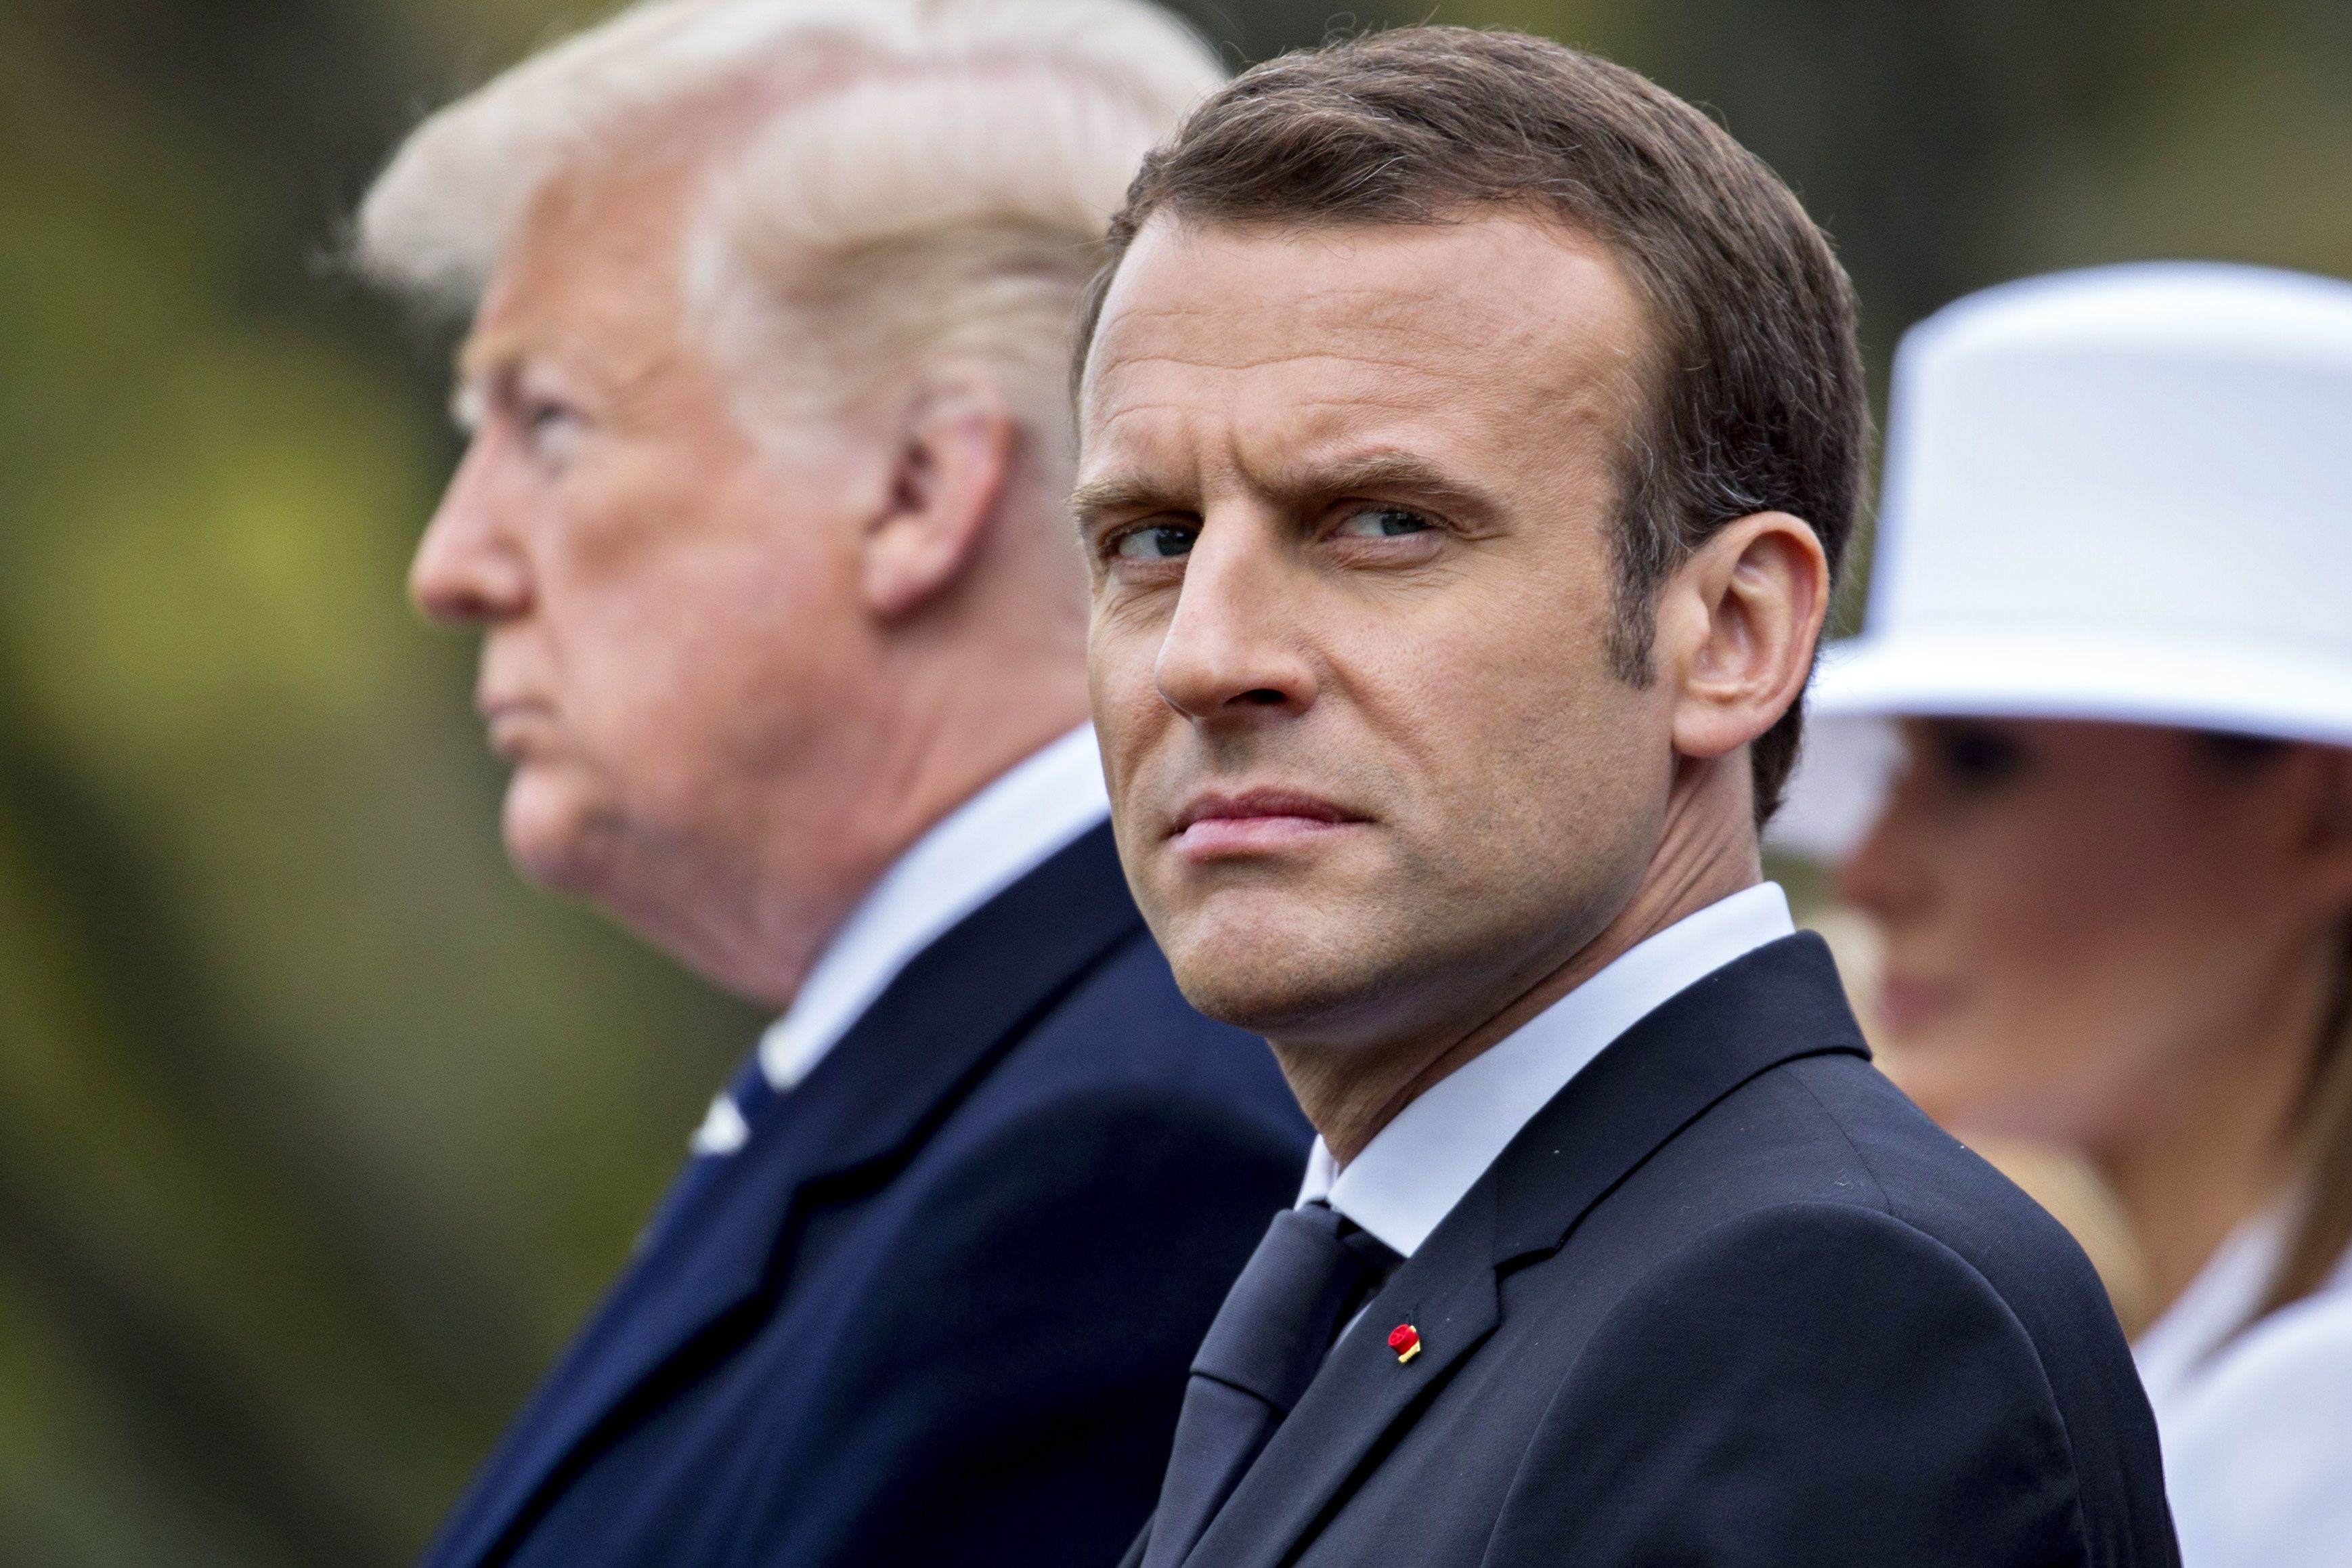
[637,1052,779,1255]
[1141,1200,1403,1568]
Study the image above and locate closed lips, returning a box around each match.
[1171,790,1364,833]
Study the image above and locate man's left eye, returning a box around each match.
[1336,506,1433,538]
[1112,523,1198,560]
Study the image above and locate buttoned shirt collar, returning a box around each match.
[690,724,1107,1154]
[1295,882,1796,1257]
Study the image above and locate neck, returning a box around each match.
[2094,936,2338,1319]
[645,647,1089,1010]
[1286,755,1763,1165]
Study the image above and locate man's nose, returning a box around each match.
[1153,517,1318,721]
[410,436,532,626]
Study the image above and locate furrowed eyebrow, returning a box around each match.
[450,337,519,433]
[1068,475,1181,532]
[1067,451,1498,534]
[1290,452,1494,517]
[455,343,503,390]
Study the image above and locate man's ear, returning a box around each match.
[1661,510,1829,760]
[860,374,1018,621]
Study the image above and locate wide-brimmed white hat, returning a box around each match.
[1772,262,2352,860]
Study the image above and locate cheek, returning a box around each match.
[1970,814,2217,1007]
[1348,570,1651,852]
[1975,856,2133,982]
[1086,603,1178,781]
[538,487,856,799]
[1891,814,2219,1136]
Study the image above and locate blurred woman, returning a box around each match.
[1789,263,2352,1567]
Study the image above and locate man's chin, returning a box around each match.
[1158,909,1397,1041]
[500,772,612,896]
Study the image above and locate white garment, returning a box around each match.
[1295,883,1797,1257]
[689,724,1108,1155]
[2135,1215,2352,1568]
[2134,1208,2291,1416]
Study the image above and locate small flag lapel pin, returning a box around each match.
[1387,1323,1422,1364]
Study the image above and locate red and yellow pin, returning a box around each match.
[1387,1322,1422,1364]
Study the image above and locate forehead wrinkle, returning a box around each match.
[1090,358,1615,494]
[1087,358,1520,484]
[1081,345,1485,455]
[1095,292,1585,407]
[1088,344,1473,394]
[1088,403,1485,520]
[1085,231,1644,517]
[1113,238,1596,355]
[1114,304,1484,351]
[1096,290,1517,377]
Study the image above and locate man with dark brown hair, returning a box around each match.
[1074,28,2177,1568]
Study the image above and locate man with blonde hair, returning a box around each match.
[358,4,1308,1564]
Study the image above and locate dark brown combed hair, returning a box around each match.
[1074,26,1869,821]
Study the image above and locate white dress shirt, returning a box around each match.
[2134,1211,2352,1568]
[1297,882,1797,1257]
[689,724,1108,1155]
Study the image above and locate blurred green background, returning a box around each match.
[1,0,2347,1562]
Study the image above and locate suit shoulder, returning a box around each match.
[1492,1200,2101,1568]
[909,1079,1303,1241]
[1592,1049,2108,1332]
[804,1089,1299,1433]
[1608,1196,2050,1345]
[1772,1054,2116,1311]
[977,929,1309,1144]
[890,954,1307,1278]
[1720,1057,2175,1565]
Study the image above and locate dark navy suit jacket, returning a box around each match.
[422,824,1311,1568]
[1127,934,2178,1568]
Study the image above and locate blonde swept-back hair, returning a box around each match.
[2196,735,2352,1336]
[2255,925,2352,1323]
[356,0,1222,454]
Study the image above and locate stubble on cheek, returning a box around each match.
[1136,782,1491,1045]
[1103,737,1395,1034]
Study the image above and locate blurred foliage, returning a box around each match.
[0,0,2347,1562]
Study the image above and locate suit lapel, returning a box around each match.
[1188,934,1868,1568]
[438,823,1141,1567]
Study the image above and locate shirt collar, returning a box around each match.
[1296,882,1797,1257]
[754,724,1108,1093]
